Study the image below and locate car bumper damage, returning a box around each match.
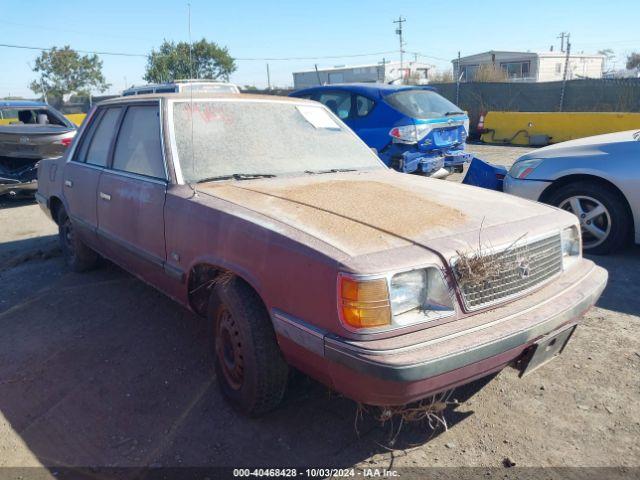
[0,157,39,196]
[273,260,607,406]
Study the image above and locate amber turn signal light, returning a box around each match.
[339,276,391,329]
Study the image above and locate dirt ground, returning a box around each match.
[0,144,639,477]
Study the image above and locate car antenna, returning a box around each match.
[187,2,198,198]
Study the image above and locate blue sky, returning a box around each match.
[0,0,638,97]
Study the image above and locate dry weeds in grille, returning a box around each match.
[355,390,455,447]
[454,231,530,295]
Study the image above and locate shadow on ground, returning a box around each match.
[3,238,635,472]
[587,245,640,317]
[0,257,488,472]
[0,196,36,210]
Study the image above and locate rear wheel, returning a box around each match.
[545,181,631,254]
[207,277,289,416]
[57,209,99,272]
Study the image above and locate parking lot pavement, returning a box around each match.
[0,144,639,473]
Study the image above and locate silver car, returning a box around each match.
[0,101,76,197]
[504,130,640,254]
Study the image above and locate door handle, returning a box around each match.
[64,180,73,188]
[99,192,111,201]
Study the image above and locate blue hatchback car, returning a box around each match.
[290,83,472,176]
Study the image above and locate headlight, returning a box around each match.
[561,226,581,268]
[390,268,454,325]
[390,270,427,315]
[338,267,455,331]
[509,159,543,179]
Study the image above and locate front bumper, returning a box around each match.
[273,260,607,405]
[503,175,552,202]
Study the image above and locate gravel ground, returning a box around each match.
[0,145,638,477]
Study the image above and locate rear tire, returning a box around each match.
[207,277,289,416]
[57,208,99,272]
[545,181,631,255]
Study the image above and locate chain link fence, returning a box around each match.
[432,78,640,135]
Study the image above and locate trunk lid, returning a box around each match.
[0,125,75,159]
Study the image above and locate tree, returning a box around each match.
[472,64,508,82]
[598,48,616,73]
[626,52,640,70]
[429,70,454,84]
[144,39,236,83]
[30,46,110,99]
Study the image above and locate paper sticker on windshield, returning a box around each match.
[296,105,340,130]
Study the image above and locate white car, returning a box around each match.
[504,130,640,254]
[122,79,240,96]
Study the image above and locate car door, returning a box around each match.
[96,102,168,285]
[63,107,122,246]
[343,94,388,151]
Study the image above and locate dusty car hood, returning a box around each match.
[198,170,556,257]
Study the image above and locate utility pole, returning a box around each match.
[393,16,406,82]
[557,32,568,53]
[559,34,572,112]
[456,51,461,105]
[266,63,271,90]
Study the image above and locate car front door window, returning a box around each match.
[112,105,166,179]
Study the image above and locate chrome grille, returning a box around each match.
[453,233,563,310]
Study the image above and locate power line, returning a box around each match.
[0,42,398,61]
[234,50,398,61]
[0,42,146,57]
[0,41,452,66]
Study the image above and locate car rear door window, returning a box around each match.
[355,95,375,117]
[317,91,352,120]
[82,107,121,167]
[112,105,165,179]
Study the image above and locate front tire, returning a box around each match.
[545,181,631,255]
[57,209,99,272]
[207,278,289,416]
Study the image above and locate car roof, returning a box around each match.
[0,100,48,108]
[292,83,435,98]
[98,92,316,106]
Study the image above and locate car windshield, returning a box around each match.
[384,89,462,120]
[171,100,383,183]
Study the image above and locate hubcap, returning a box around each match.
[559,195,611,249]
[215,309,244,390]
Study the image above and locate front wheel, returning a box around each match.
[545,181,631,255]
[207,278,289,416]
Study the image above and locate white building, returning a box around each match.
[452,50,605,82]
[292,61,435,89]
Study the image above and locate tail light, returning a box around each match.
[54,136,75,148]
[389,124,432,144]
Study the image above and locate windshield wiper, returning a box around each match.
[196,173,276,183]
[304,168,357,175]
[444,111,465,116]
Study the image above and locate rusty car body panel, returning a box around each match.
[36,93,607,406]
